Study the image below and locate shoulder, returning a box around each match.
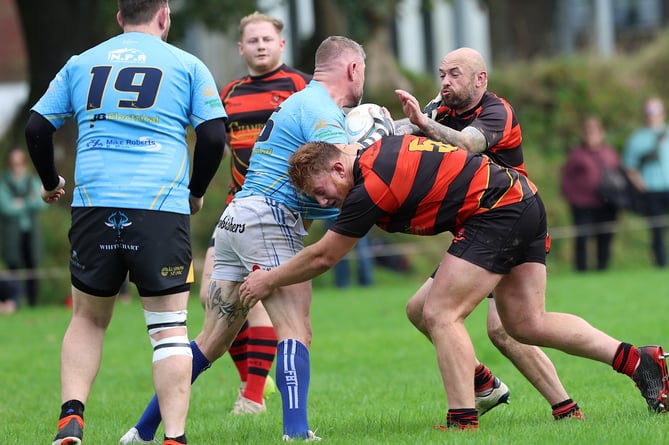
[482,91,515,111]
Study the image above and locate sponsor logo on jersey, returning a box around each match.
[108,48,147,64]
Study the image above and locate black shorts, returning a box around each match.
[447,194,548,274]
[69,207,193,296]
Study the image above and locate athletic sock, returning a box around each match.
[229,321,250,383]
[163,433,187,444]
[59,399,85,420]
[473,363,494,393]
[612,342,639,377]
[447,408,478,429]
[552,398,580,419]
[135,341,210,440]
[243,326,278,404]
[277,339,311,438]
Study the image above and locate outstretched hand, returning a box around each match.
[239,267,273,307]
[395,89,429,129]
[40,176,66,203]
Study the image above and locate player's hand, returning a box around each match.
[395,89,429,129]
[358,106,395,149]
[239,267,273,307]
[40,176,66,203]
[189,193,203,215]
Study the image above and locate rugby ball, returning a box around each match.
[344,103,384,143]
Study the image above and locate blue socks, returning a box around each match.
[277,339,311,438]
[135,340,211,440]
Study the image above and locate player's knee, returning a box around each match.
[144,309,192,362]
[405,297,422,327]
[487,324,508,349]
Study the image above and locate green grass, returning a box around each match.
[1,266,668,444]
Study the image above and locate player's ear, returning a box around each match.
[157,5,170,30]
[347,61,358,81]
[333,160,347,178]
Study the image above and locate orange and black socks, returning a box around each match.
[243,326,278,403]
[612,342,639,377]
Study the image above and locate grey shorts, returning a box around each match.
[212,196,308,282]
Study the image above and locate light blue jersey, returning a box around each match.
[623,127,669,191]
[235,80,344,220]
[31,32,226,213]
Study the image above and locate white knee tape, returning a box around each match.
[143,310,191,362]
[144,309,188,335]
[151,334,192,362]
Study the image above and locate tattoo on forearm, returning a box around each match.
[206,281,249,327]
[423,119,457,144]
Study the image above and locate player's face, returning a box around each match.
[307,171,351,209]
[437,60,477,112]
[239,21,285,76]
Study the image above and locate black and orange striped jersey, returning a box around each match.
[220,64,311,202]
[329,135,537,238]
[422,91,526,176]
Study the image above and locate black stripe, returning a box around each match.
[155,342,190,350]
[247,352,276,362]
[146,321,186,331]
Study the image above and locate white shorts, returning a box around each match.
[211,195,308,282]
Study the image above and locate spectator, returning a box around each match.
[561,116,621,271]
[623,96,669,268]
[0,147,46,307]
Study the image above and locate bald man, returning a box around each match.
[394,47,583,421]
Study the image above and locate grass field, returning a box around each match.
[1,266,668,444]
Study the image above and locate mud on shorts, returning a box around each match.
[447,194,548,274]
[211,195,308,282]
[69,207,193,296]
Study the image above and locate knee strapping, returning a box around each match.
[144,310,192,362]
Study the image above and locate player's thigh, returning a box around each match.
[494,262,547,332]
[261,280,313,341]
[428,253,498,322]
[247,302,273,326]
[70,286,115,326]
[199,243,215,305]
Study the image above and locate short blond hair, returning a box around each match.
[239,11,284,36]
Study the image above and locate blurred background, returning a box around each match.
[1,0,668,305]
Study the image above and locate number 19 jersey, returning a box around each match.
[31,32,227,214]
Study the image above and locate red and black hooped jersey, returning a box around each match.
[220,64,311,202]
[422,91,526,176]
[329,135,538,238]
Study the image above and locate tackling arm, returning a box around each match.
[239,230,359,306]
